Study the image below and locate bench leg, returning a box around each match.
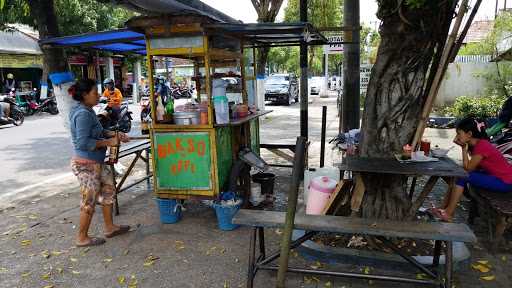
[258,227,266,260]
[247,227,257,288]
[493,215,508,251]
[145,148,151,188]
[444,241,453,288]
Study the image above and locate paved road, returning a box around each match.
[0,104,142,206]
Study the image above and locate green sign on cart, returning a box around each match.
[154,132,212,190]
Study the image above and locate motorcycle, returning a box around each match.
[94,97,132,133]
[27,89,59,116]
[140,96,151,135]
[0,96,25,126]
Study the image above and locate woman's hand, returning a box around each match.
[118,132,130,143]
[106,137,119,147]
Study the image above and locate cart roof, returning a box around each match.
[40,22,326,55]
[39,28,147,55]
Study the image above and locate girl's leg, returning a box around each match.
[102,204,120,235]
[444,185,465,218]
[77,210,94,244]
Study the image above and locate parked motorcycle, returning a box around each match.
[15,88,58,116]
[94,97,132,133]
[0,96,25,126]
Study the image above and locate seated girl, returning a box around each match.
[432,117,512,222]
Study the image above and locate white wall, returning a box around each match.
[435,56,495,107]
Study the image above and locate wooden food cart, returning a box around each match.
[127,16,268,200]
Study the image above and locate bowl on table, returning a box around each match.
[431,148,449,158]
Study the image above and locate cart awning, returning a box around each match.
[205,22,327,47]
[39,29,147,55]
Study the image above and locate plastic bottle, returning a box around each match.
[165,97,174,115]
[156,99,165,121]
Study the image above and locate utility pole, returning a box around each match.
[299,0,308,139]
[341,0,360,131]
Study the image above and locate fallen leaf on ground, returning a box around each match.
[70,257,78,263]
[471,263,490,273]
[118,275,126,285]
[480,275,495,281]
[28,214,38,220]
[223,280,229,288]
[128,274,137,287]
[363,266,371,275]
[56,268,63,274]
[80,247,90,255]
[21,271,31,278]
[501,256,507,262]
[290,249,298,258]
[234,258,239,263]
[324,281,333,287]
[310,261,324,270]
[143,254,159,267]
[1,230,12,236]
[416,273,427,280]
[0,267,8,273]
[42,285,54,288]
[103,257,113,263]
[51,251,62,256]
[123,249,130,255]
[476,260,489,265]
[71,270,80,275]
[41,272,51,280]
[275,229,282,235]
[20,240,31,246]
[41,250,50,259]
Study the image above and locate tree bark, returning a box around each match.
[251,0,284,75]
[27,0,68,83]
[359,1,456,220]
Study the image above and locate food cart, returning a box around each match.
[41,13,326,203]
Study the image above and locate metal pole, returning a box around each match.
[342,0,360,131]
[276,137,307,288]
[320,106,327,167]
[496,0,499,17]
[299,0,308,139]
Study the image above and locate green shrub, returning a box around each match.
[446,95,506,119]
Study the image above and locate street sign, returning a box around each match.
[323,35,344,54]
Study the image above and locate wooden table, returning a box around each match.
[106,139,152,215]
[336,156,467,214]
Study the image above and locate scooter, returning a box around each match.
[94,97,132,133]
[26,89,59,116]
[0,96,25,126]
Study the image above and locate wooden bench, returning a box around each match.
[233,209,477,288]
[467,187,512,248]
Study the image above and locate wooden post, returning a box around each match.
[276,137,307,288]
[411,0,469,149]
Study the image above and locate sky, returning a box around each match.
[201,0,505,26]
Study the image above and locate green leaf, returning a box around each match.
[0,0,5,10]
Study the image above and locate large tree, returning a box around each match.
[250,0,285,75]
[359,0,458,220]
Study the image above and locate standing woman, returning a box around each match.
[69,79,131,247]
[432,117,512,222]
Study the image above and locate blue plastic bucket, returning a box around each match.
[213,201,242,231]
[156,198,182,224]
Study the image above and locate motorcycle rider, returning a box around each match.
[486,95,512,136]
[3,73,16,93]
[156,76,170,105]
[102,78,123,122]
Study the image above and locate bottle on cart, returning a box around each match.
[156,99,165,121]
[165,96,174,115]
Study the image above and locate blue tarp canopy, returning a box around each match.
[39,28,146,55]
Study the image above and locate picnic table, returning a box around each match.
[105,139,152,215]
[336,156,467,213]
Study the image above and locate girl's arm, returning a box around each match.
[462,144,483,172]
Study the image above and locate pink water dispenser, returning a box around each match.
[306,176,337,215]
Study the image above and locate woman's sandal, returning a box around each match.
[105,225,131,238]
[429,208,452,222]
[76,237,106,247]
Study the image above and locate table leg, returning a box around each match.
[110,164,120,216]
[247,227,257,288]
[410,176,439,216]
[258,227,266,259]
[409,177,417,200]
[146,148,150,187]
[445,241,453,288]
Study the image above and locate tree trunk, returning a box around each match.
[256,47,270,75]
[359,1,456,220]
[27,0,68,83]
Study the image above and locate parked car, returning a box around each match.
[264,74,298,105]
[310,76,323,95]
